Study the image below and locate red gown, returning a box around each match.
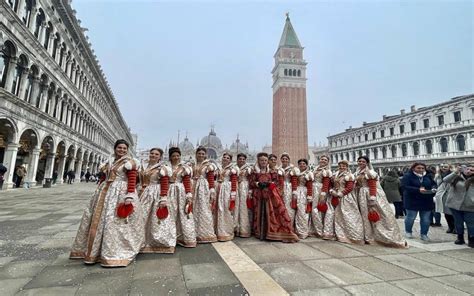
[249,167,298,242]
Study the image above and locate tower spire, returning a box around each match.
[278,13,301,48]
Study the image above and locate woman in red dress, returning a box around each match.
[249,152,298,242]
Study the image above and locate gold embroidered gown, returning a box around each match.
[294,169,314,239]
[234,163,252,238]
[355,168,407,248]
[311,166,335,240]
[216,164,239,241]
[170,163,197,248]
[279,165,296,225]
[192,160,218,243]
[70,156,145,267]
[139,162,176,253]
[332,170,364,244]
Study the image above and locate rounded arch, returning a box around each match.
[455,134,465,151]
[440,137,448,153]
[0,117,19,145]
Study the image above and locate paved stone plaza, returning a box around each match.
[0,183,473,295]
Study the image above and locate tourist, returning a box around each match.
[139,148,176,253]
[192,146,218,243]
[70,139,145,267]
[381,170,404,218]
[427,165,442,227]
[434,164,455,233]
[248,152,298,242]
[15,165,26,188]
[278,153,296,224]
[234,153,252,238]
[0,163,7,190]
[52,171,58,184]
[293,158,314,239]
[85,171,91,183]
[67,170,75,184]
[168,147,197,248]
[444,164,474,247]
[216,152,239,241]
[330,160,364,244]
[402,162,437,241]
[355,156,407,248]
[310,155,334,240]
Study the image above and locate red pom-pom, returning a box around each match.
[246,197,253,209]
[291,198,297,210]
[185,201,193,215]
[269,183,277,190]
[368,208,380,223]
[306,202,312,213]
[229,199,235,211]
[156,206,169,220]
[317,201,328,213]
[117,202,134,218]
[331,197,339,207]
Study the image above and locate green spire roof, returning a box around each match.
[278,14,302,48]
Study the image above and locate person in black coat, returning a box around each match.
[0,163,7,190]
[402,162,437,241]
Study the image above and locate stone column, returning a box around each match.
[44,152,55,179]
[68,157,76,172]
[29,9,38,32]
[61,104,68,124]
[25,147,41,186]
[75,159,83,182]
[18,69,29,99]
[2,143,19,189]
[448,136,455,152]
[38,22,46,45]
[465,133,472,151]
[420,141,426,155]
[66,108,72,126]
[396,144,402,158]
[4,57,18,93]
[29,77,41,106]
[39,86,48,111]
[47,34,55,56]
[48,96,56,117]
[56,155,67,184]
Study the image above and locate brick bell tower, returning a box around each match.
[272,13,308,161]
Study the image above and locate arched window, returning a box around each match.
[8,0,20,12]
[358,150,363,157]
[1,41,16,88]
[382,146,387,158]
[284,69,287,76]
[425,140,433,154]
[288,69,292,76]
[373,147,378,159]
[34,9,45,38]
[456,135,465,151]
[440,137,448,153]
[22,0,35,26]
[37,74,48,108]
[413,142,420,156]
[59,43,66,67]
[292,69,297,76]
[24,65,38,102]
[402,143,407,157]
[43,22,52,49]
[297,69,301,77]
[52,33,60,59]
[365,149,370,158]
[12,55,28,95]
[391,146,397,158]
[352,151,356,162]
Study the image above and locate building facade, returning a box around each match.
[327,94,474,174]
[272,14,308,161]
[0,0,134,189]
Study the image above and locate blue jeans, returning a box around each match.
[450,208,474,238]
[405,210,431,235]
[430,210,441,224]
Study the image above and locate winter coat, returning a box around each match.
[402,171,436,211]
[444,172,474,212]
[433,173,452,214]
[381,175,402,203]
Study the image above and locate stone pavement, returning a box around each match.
[0,183,473,295]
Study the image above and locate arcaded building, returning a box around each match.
[0,0,134,188]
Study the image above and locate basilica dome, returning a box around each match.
[199,128,223,149]
[230,137,248,155]
[178,137,194,153]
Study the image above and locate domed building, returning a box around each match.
[229,136,248,155]
[199,128,223,159]
[178,136,195,162]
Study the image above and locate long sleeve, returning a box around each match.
[160,176,169,196]
[231,173,238,192]
[291,175,298,191]
[368,178,377,196]
[443,172,458,184]
[207,171,215,189]
[279,175,285,190]
[183,174,192,194]
[342,180,354,195]
[322,176,330,193]
[402,174,420,193]
[126,169,137,193]
[306,180,313,196]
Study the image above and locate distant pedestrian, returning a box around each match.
[434,164,455,233]
[381,170,404,218]
[402,162,437,241]
[85,171,91,183]
[0,163,7,190]
[15,165,27,188]
[444,164,474,247]
[427,165,441,227]
[67,170,75,184]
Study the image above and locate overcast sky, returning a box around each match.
[73,0,473,150]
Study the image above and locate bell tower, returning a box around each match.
[272,13,308,161]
